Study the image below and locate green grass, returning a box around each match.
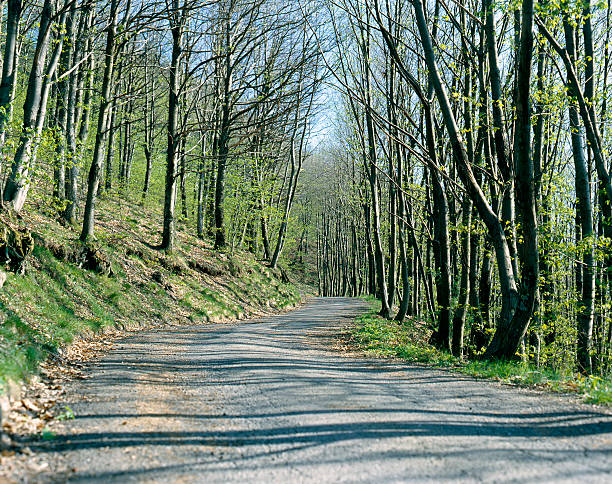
[354,312,453,365]
[351,304,612,406]
[0,217,303,395]
[0,247,136,391]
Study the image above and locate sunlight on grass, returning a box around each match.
[1,209,301,394]
[352,304,612,406]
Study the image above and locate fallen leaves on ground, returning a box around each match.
[0,335,118,482]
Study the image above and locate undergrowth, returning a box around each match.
[351,305,612,406]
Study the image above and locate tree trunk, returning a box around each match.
[362,23,390,318]
[426,108,451,351]
[485,0,538,359]
[563,12,595,373]
[395,151,411,322]
[142,60,155,202]
[160,0,185,252]
[452,196,472,357]
[80,0,118,240]
[3,0,59,211]
[62,2,81,224]
[0,0,22,187]
[104,99,117,191]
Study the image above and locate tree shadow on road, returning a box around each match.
[29,297,612,482]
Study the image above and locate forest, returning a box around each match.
[3,1,612,481]
[311,0,612,377]
[0,0,609,387]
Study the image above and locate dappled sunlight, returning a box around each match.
[32,298,612,483]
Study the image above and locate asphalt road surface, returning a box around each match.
[35,297,612,483]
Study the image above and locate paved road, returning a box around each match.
[36,297,612,483]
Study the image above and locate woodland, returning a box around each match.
[0,0,610,394]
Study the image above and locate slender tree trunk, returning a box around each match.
[63,2,81,224]
[80,0,119,240]
[213,11,233,250]
[452,196,472,357]
[160,0,185,252]
[426,108,451,351]
[395,146,411,322]
[484,0,518,277]
[0,0,22,191]
[362,23,390,318]
[179,138,187,218]
[270,73,316,268]
[142,61,155,202]
[196,134,207,238]
[563,12,595,373]
[104,99,117,191]
[3,0,60,211]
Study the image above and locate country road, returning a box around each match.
[33,298,612,483]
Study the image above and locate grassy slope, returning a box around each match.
[350,299,612,406]
[0,195,303,392]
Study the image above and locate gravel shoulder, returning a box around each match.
[18,297,612,483]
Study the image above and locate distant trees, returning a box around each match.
[303,0,612,373]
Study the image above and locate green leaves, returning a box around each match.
[41,427,57,440]
[56,405,75,421]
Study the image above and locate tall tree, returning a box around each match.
[81,0,120,240]
[3,0,65,211]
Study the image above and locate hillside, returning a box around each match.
[0,193,304,421]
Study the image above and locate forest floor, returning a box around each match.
[3,297,612,483]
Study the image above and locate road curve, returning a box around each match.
[36,297,612,483]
